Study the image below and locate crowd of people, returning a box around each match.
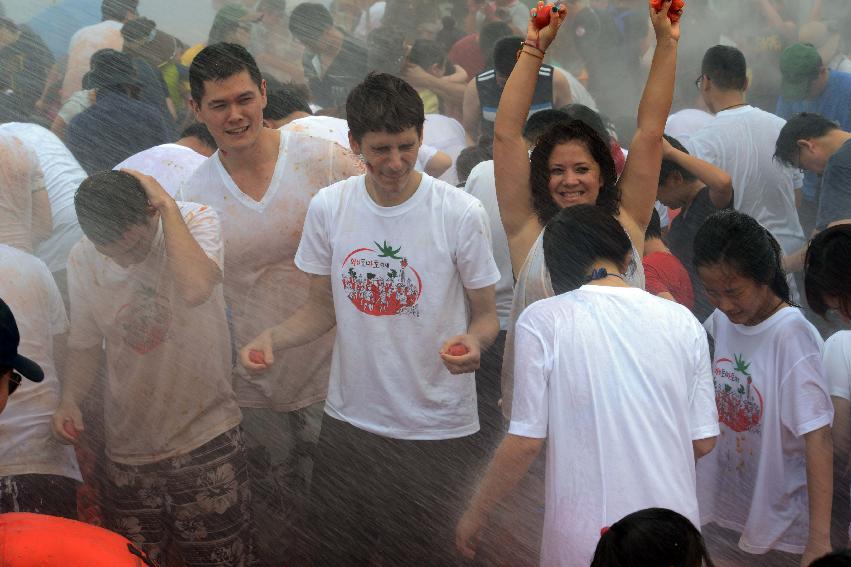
[0,0,851,566]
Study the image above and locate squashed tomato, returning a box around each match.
[248,349,267,366]
[651,0,685,23]
[448,344,469,356]
[63,419,79,440]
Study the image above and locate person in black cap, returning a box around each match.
[0,298,44,415]
[65,48,172,174]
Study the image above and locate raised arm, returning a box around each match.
[662,137,733,208]
[617,1,680,251]
[494,2,568,273]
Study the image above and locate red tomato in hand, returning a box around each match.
[448,344,469,356]
[651,0,685,23]
[63,419,79,440]
[248,349,267,366]
[532,3,558,29]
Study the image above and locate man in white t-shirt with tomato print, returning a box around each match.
[241,72,501,566]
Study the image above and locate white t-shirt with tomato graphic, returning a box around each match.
[295,173,501,440]
[66,202,242,465]
[697,307,833,555]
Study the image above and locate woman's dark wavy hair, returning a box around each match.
[591,508,715,567]
[693,210,794,305]
[543,205,631,295]
[530,120,619,225]
[804,224,851,318]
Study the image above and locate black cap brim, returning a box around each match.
[14,353,44,383]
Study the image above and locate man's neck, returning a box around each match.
[680,180,705,212]
[824,130,851,157]
[710,91,746,114]
[365,171,423,207]
[219,127,280,174]
[643,238,669,257]
[320,27,344,60]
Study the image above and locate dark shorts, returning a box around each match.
[103,427,256,567]
[309,414,482,566]
[0,473,79,518]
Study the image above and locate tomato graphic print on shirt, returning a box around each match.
[341,240,422,316]
[115,285,173,355]
[714,354,763,433]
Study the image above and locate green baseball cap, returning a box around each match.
[779,43,823,101]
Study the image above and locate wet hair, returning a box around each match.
[701,45,748,91]
[590,508,715,567]
[809,550,851,567]
[560,104,611,145]
[645,208,663,240]
[659,135,697,185]
[289,2,333,44]
[523,109,572,144]
[774,112,840,168]
[346,72,424,144]
[493,36,522,78]
[121,16,155,44]
[367,26,407,75]
[265,86,312,121]
[189,42,263,105]
[180,122,218,151]
[530,121,620,224]
[479,21,513,68]
[102,0,138,22]
[693,210,794,305]
[408,39,447,72]
[544,205,632,295]
[456,144,492,185]
[804,224,851,318]
[75,171,151,246]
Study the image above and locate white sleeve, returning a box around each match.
[182,203,224,272]
[455,199,501,290]
[824,332,851,400]
[416,143,439,171]
[295,190,333,276]
[688,321,720,440]
[508,315,551,439]
[793,168,804,189]
[780,341,834,437]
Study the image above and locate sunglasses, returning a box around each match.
[8,372,22,396]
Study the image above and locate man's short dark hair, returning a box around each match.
[289,3,333,43]
[180,122,218,151]
[189,42,263,105]
[493,35,521,78]
[659,135,697,185]
[645,208,663,240]
[479,21,513,67]
[121,17,155,43]
[75,171,151,246]
[456,144,492,185]
[265,86,313,121]
[102,0,138,21]
[408,40,447,71]
[775,112,840,168]
[701,45,748,91]
[346,73,424,144]
[523,109,572,143]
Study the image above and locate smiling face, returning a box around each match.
[193,70,267,155]
[547,140,604,209]
[349,127,422,203]
[698,262,779,325]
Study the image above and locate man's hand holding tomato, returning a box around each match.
[239,329,275,374]
[525,1,569,53]
[440,334,482,375]
[51,400,84,445]
[649,0,681,43]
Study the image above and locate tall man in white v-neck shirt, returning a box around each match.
[182,42,364,566]
[241,72,500,566]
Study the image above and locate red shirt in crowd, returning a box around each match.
[643,251,695,310]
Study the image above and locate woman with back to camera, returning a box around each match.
[496,0,680,416]
[457,205,719,566]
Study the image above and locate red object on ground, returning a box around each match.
[248,349,266,365]
[0,513,157,566]
[63,419,79,440]
[448,344,469,356]
[651,0,685,23]
[533,3,558,29]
